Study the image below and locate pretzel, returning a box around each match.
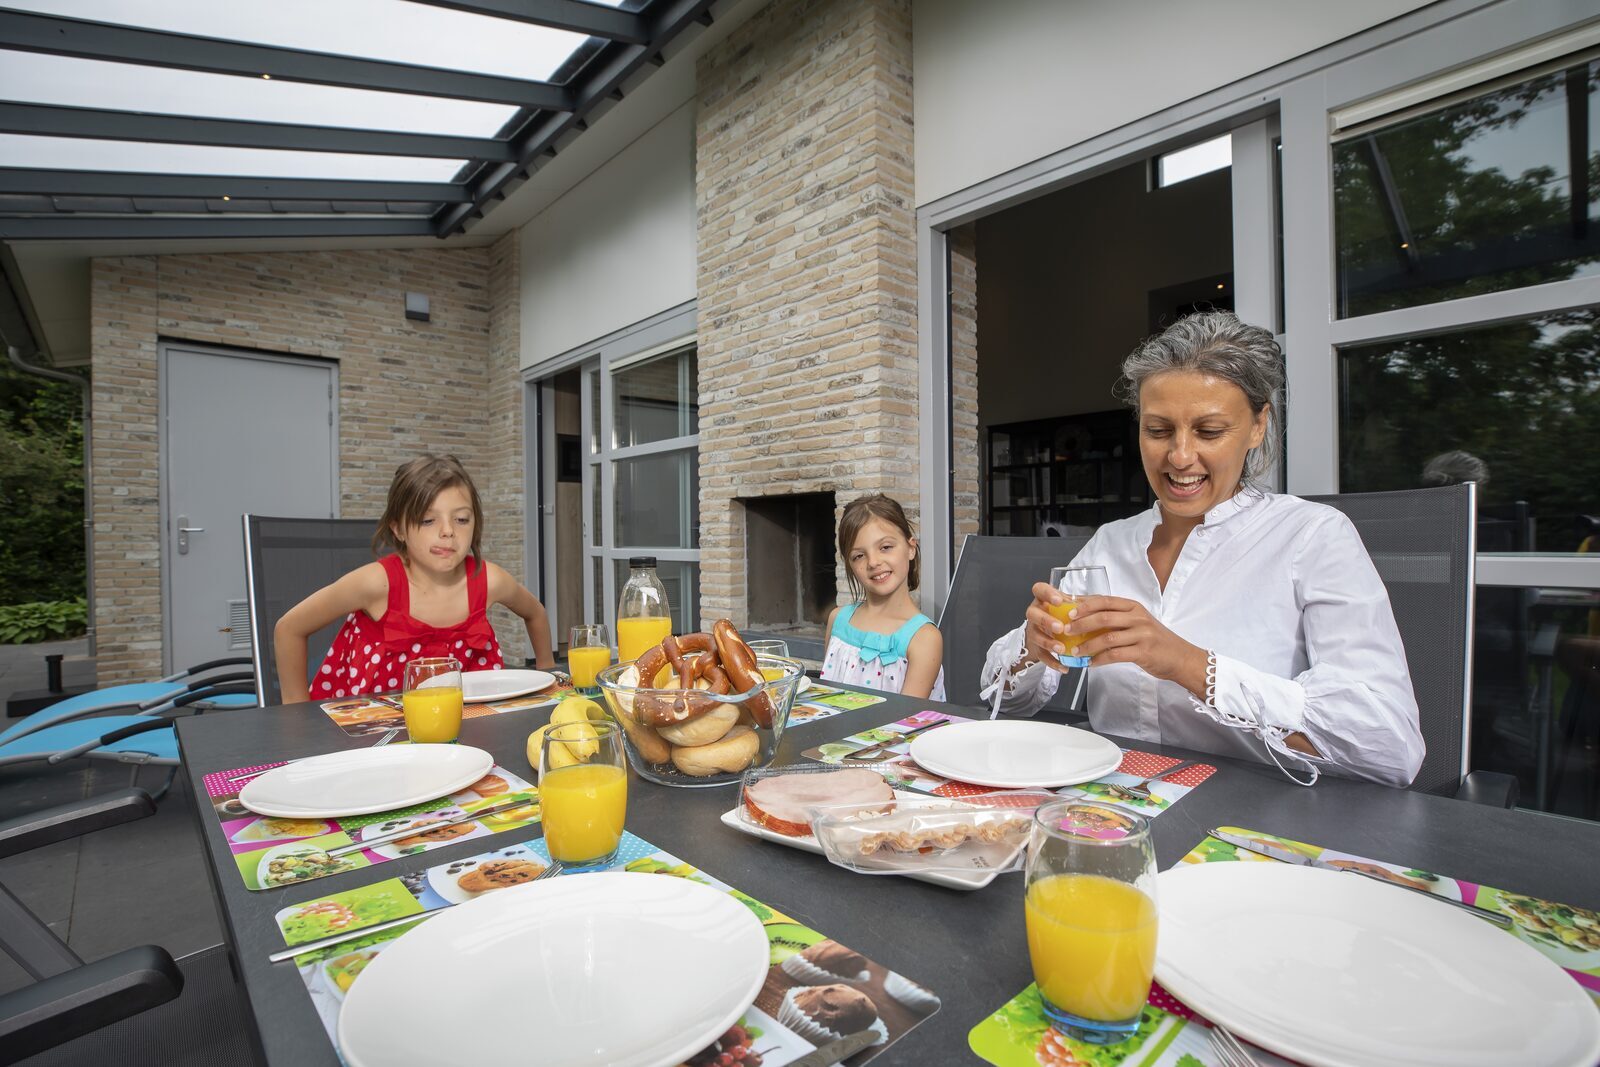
[713,619,774,728]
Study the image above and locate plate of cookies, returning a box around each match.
[428,847,551,904]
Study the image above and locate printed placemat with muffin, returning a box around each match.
[319,681,574,739]
[201,764,541,891]
[967,827,1600,1066]
[275,831,941,1066]
[803,711,1216,819]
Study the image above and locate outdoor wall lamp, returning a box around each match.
[405,292,430,323]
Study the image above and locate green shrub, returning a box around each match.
[0,599,87,644]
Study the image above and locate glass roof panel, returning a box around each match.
[0,134,466,181]
[10,0,591,82]
[0,52,520,137]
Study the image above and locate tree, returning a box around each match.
[0,359,86,604]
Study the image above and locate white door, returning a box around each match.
[161,344,337,671]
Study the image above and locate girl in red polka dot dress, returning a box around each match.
[274,455,555,704]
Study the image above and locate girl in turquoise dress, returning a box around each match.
[821,494,946,700]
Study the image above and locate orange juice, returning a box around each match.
[568,645,613,689]
[760,667,785,683]
[1025,873,1157,1023]
[402,686,463,743]
[617,616,673,663]
[1047,600,1106,660]
[540,762,627,863]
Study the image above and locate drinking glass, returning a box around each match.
[539,720,627,869]
[568,624,612,696]
[748,640,790,682]
[1025,800,1158,1045]
[402,657,463,743]
[1047,565,1109,668]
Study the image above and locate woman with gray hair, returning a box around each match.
[980,311,1423,787]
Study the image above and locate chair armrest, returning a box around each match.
[179,656,254,677]
[0,788,156,862]
[1455,770,1520,809]
[0,945,182,1065]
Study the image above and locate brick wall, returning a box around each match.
[695,0,920,628]
[949,223,979,560]
[90,244,523,685]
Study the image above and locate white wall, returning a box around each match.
[520,102,698,369]
[912,0,1436,206]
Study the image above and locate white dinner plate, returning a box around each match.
[337,872,769,1067]
[907,719,1122,788]
[238,745,494,818]
[1156,862,1600,1067]
[461,668,555,703]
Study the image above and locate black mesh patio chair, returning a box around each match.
[242,515,378,707]
[0,789,258,1066]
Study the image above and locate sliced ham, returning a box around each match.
[743,768,895,837]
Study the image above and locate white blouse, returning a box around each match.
[980,491,1425,787]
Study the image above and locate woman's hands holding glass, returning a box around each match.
[1025,585,1210,697]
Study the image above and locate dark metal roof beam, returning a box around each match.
[0,102,515,162]
[405,0,650,44]
[0,9,576,109]
[435,0,716,236]
[0,217,437,240]
[0,169,467,203]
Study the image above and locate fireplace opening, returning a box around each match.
[743,492,836,636]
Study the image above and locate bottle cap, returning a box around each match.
[628,556,657,568]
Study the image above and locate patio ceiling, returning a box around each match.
[0,0,716,241]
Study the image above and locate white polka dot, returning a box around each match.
[412,643,421,653]
[321,664,332,674]
[455,640,463,649]
[387,678,398,689]
[479,656,488,665]
[371,653,381,664]
[399,654,407,662]
[492,664,502,671]
[321,681,331,691]
[363,645,371,654]
[347,614,355,622]
[336,689,345,697]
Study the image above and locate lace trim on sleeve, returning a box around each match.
[1188,650,1319,787]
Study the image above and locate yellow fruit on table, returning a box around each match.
[552,696,605,726]
[527,724,580,771]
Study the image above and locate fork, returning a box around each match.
[1111,759,1198,800]
[1208,1024,1260,1067]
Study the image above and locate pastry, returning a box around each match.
[457,858,547,893]
[780,940,870,985]
[778,984,885,1046]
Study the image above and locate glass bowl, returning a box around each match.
[595,655,804,787]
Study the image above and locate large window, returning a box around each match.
[582,346,700,635]
[1334,57,1600,318]
[1332,51,1600,817]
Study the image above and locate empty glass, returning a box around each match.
[1025,800,1158,1044]
[1047,565,1109,668]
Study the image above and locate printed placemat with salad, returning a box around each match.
[275,831,941,1066]
[967,826,1600,1067]
[803,711,1216,819]
[201,763,541,891]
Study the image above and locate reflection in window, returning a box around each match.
[613,349,697,449]
[614,450,699,548]
[1338,311,1600,553]
[1471,583,1600,820]
[1334,59,1600,317]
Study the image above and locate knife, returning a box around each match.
[324,794,535,858]
[1209,829,1512,928]
[788,1029,880,1067]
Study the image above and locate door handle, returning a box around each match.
[177,515,204,555]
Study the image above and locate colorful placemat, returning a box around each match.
[275,832,941,1066]
[318,681,573,738]
[202,762,540,891]
[803,711,1216,817]
[967,827,1600,1066]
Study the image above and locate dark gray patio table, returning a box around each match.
[177,687,1600,1066]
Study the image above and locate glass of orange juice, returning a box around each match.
[1047,565,1109,669]
[1025,800,1158,1045]
[539,720,627,870]
[568,624,612,696]
[402,657,463,744]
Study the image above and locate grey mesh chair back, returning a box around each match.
[243,515,378,706]
[1308,484,1476,795]
[936,534,1094,710]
